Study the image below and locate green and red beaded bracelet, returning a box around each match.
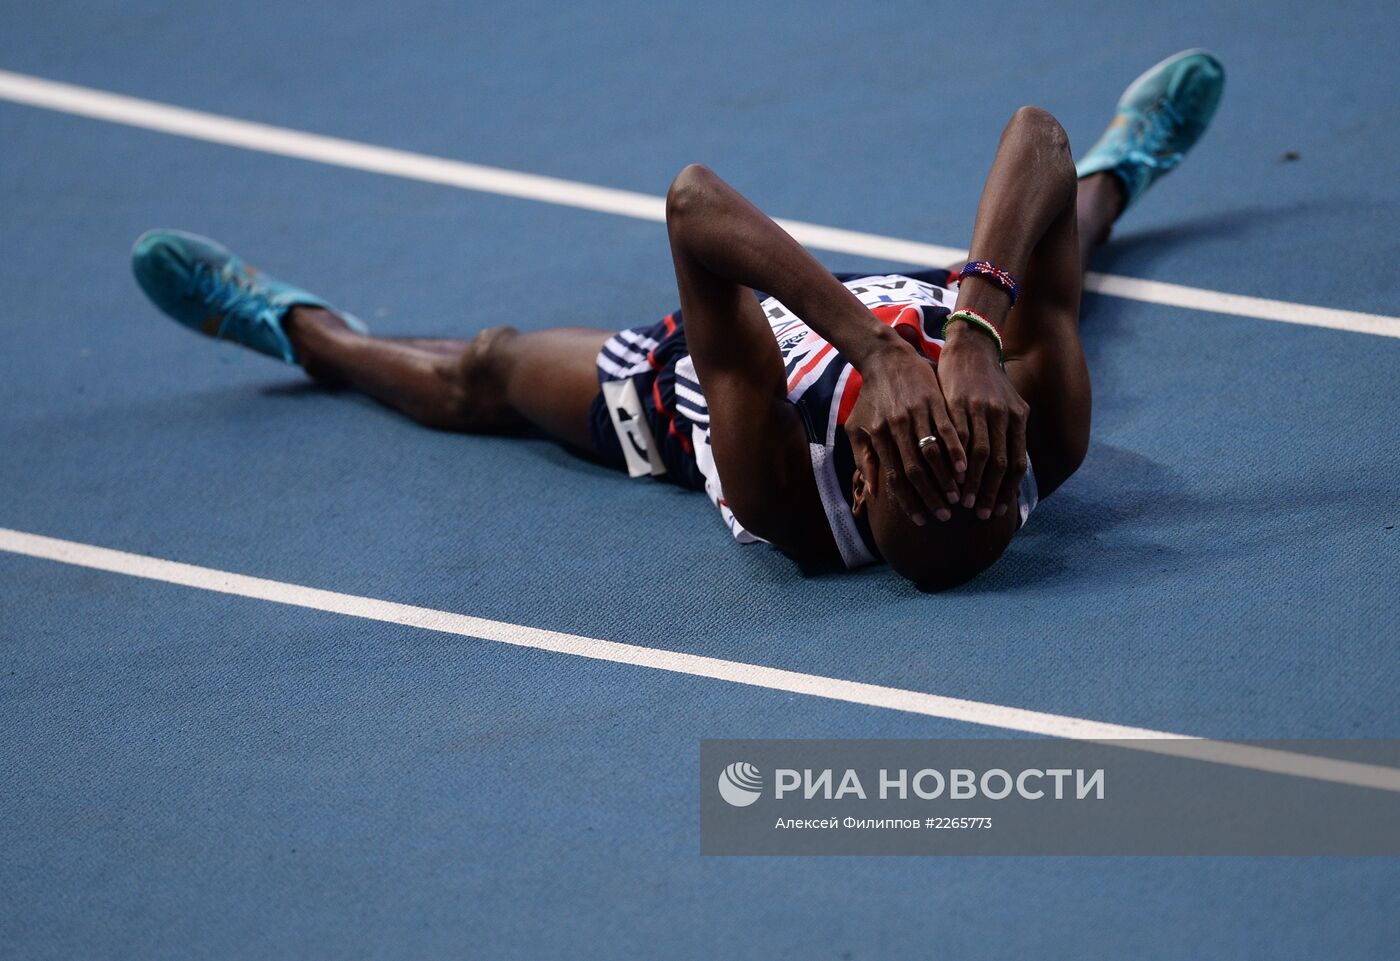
[941,308,1005,365]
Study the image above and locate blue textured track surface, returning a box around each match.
[2,1,1398,958]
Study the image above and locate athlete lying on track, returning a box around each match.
[131,50,1223,589]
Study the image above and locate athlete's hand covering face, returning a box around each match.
[844,344,966,525]
[935,325,1030,520]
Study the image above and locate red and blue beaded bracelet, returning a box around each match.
[952,260,1019,306]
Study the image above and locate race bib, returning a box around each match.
[601,378,666,478]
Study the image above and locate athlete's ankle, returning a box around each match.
[1079,172,1127,222]
[285,304,355,338]
[1076,172,1127,249]
[285,305,357,383]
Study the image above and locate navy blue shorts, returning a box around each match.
[587,311,707,490]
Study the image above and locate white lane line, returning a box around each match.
[4,525,1398,793]
[2,68,1397,340]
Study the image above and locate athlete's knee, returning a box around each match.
[457,325,519,387]
[1008,105,1069,150]
[666,163,719,223]
[439,326,520,429]
[1007,106,1075,185]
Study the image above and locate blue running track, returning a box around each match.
[2,0,1397,957]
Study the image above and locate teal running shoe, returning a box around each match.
[1075,49,1225,209]
[131,229,367,363]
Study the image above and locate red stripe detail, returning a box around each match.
[871,303,942,360]
[836,369,863,426]
[647,315,678,371]
[650,365,692,454]
[667,417,692,453]
[787,342,835,392]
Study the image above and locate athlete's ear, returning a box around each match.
[851,468,870,517]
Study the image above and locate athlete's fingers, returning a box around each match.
[976,406,1009,520]
[994,404,1030,519]
[960,406,990,513]
[898,411,951,522]
[915,404,959,508]
[947,403,970,487]
[854,426,924,523]
[871,426,929,526]
[930,394,967,488]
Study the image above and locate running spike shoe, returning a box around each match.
[131,229,367,363]
[1075,49,1225,209]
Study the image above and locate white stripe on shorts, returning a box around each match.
[616,329,660,351]
[674,382,707,412]
[601,339,648,365]
[596,351,647,380]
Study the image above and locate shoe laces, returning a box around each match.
[1123,98,1185,166]
[188,261,277,333]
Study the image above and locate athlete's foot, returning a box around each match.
[130,229,368,364]
[1075,49,1225,211]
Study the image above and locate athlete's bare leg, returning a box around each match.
[1075,172,1127,264]
[944,169,1124,498]
[284,309,609,454]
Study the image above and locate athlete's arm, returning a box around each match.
[664,164,966,530]
[939,106,1078,520]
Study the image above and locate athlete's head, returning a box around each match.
[851,466,1016,590]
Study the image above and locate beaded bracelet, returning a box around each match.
[941,308,1005,364]
[954,260,1019,305]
